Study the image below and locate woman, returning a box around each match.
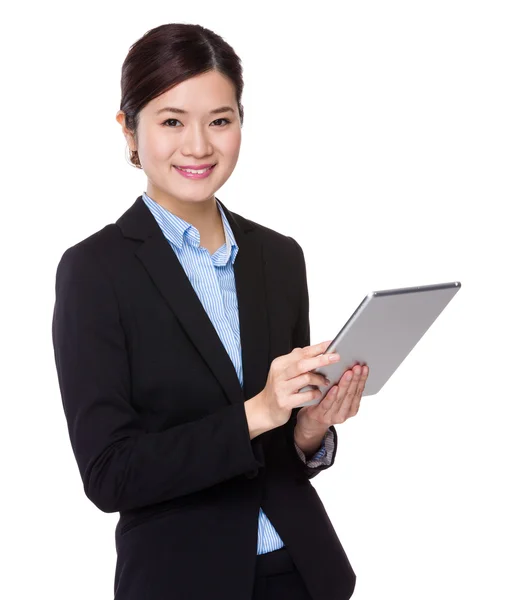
[52,23,369,600]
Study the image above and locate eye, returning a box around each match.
[212,118,231,126]
[162,118,231,127]
[162,118,181,127]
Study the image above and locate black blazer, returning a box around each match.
[51,195,356,600]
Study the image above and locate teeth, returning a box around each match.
[177,166,212,174]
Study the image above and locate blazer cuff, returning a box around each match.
[294,427,334,468]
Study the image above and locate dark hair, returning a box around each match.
[120,23,245,167]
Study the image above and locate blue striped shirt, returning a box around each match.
[141,191,333,554]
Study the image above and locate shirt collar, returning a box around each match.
[141,191,239,266]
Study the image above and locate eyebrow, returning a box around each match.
[155,106,235,116]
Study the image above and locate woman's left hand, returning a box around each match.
[296,364,369,432]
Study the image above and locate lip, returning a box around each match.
[175,163,215,169]
[173,164,216,180]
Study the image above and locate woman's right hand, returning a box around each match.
[259,340,341,429]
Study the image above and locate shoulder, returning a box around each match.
[227,207,304,263]
[54,224,123,283]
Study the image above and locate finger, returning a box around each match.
[318,369,348,421]
[289,371,330,394]
[316,385,339,416]
[290,339,331,358]
[285,348,339,381]
[300,339,333,356]
[323,364,369,422]
[284,339,332,370]
[348,386,363,417]
[300,384,336,424]
[293,340,332,352]
[335,367,360,422]
[348,366,369,417]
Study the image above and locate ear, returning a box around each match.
[115,110,137,152]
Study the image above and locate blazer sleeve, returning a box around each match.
[294,428,334,467]
[282,237,338,479]
[51,244,264,514]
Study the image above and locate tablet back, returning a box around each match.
[297,281,461,407]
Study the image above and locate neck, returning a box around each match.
[145,187,224,246]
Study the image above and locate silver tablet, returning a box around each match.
[296,281,461,407]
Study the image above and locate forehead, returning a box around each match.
[146,70,236,114]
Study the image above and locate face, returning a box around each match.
[116,70,242,211]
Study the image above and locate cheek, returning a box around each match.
[220,130,241,163]
[140,130,172,161]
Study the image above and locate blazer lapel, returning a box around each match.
[219,200,271,403]
[116,195,270,408]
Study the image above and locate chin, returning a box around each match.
[172,189,218,203]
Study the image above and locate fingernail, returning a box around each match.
[328,354,340,362]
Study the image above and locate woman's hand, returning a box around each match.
[259,340,341,429]
[296,363,369,434]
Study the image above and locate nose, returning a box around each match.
[180,124,213,157]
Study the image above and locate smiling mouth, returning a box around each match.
[174,165,216,174]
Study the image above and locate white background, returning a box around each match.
[1,1,519,598]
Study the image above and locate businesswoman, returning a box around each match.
[52,23,368,600]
